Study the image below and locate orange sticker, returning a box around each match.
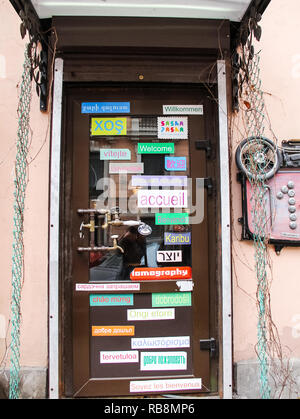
[92,325,135,337]
[130,266,192,280]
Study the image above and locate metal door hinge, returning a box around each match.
[200,338,218,357]
[204,177,214,196]
[195,140,212,158]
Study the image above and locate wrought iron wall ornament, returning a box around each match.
[232,5,263,112]
[15,0,50,111]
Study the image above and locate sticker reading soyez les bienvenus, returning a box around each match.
[155,213,189,225]
[137,143,174,154]
[81,102,130,114]
[152,292,191,307]
[130,267,191,280]
[89,294,133,306]
[91,117,127,136]
[130,378,202,393]
[100,351,138,364]
[92,326,135,337]
[158,117,188,140]
[127,308,175,321]
[140,352,187,371]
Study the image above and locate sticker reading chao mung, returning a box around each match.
[157,117,188,139]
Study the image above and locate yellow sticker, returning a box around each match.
[91,117,127,136]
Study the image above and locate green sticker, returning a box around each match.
[137,143,174,154]
[152,292,191,307]
[155,213,189,225]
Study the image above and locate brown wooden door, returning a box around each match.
[63,85,215,397]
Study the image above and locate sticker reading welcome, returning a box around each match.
[137,143,174,154]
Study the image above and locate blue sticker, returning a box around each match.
[81,102,130,114]
[165,157,187,171]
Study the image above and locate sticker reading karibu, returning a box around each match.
[164,232,191,245]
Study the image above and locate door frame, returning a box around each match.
[48,57,232,399]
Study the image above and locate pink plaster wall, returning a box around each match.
[231,0,300,362]
[0,1,49,368]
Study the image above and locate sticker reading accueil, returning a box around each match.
[137,190,187,208]
[91,117,127,136]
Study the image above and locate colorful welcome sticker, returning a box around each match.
[89,294,133,306]
[130,266,192,280]
[100,149,131,160]
[132,175,187,187]
[164,232,191,245]
[82,102,130,114]
[137,143,174,154]
[92,326,135,337]
[155,213,189,225]
[165,157,187,171]
[91,117,127,136]
[157,117,188,140]
[137,190,187,208]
